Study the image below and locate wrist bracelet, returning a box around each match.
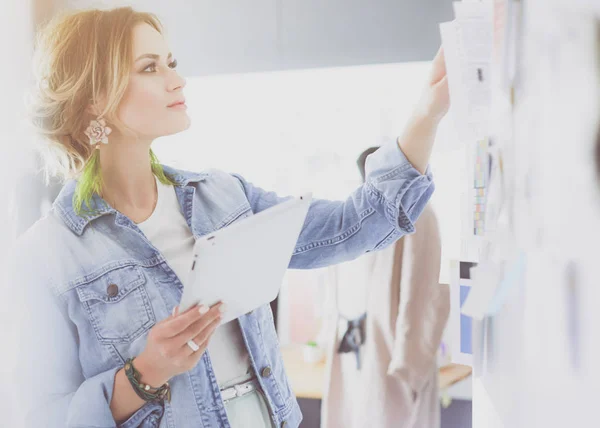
[124,357,171,403]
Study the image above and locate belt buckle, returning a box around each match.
[220,379,256,403]
[221,387,237,402]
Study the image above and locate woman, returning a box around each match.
[9,6,448,428]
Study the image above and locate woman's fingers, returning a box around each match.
[172,303,223,347]
[183,316,222,357]
[159,304,210,338]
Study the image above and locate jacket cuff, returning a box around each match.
[118,400,164,428]
[66,365,164,428]
[66,366,121,425]
[364,137,435,234]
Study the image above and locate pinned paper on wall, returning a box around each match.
[490,0,522,97]
[441,3,494,263]
[461,260,502,321]
[564,261,580,372]
[473,138,490,236]
[461,243,526,321]
[459,136,491,262]
[440,2,493,142]
[486,252,526,316]
[450,260,478,366]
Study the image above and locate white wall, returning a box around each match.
[0,1,36,425]
[152,61,464,286]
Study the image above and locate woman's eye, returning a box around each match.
[143,63,157,73]
[143,59,177,73]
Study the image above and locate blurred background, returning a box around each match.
[0,1,472,427]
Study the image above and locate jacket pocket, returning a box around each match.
[75,264,155,344]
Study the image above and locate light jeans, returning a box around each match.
[220,370,276,428]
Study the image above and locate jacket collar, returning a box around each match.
[52,164,209,236]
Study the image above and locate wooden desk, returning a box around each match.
[281,345,327,400]
[281,345,472,400]
[438,363,472,390]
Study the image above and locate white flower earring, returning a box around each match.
[84,117,112,148]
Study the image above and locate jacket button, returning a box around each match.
[281,422,288,428]
[261,366,272,378]
[107,284,119,297]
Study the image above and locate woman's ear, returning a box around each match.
[86,93,109,117]
[86,106,95,116]
[86,102,102,117]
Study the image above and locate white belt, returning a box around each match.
[220,378,258,403]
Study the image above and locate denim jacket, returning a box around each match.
[7,137,434,428]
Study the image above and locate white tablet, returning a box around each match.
[179,193,313,324]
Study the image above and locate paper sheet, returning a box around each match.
[460,260,502,320]
[449,260,478,366]
[441,1,494,263]
[441,3,493,142]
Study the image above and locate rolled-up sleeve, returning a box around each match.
[363,136,435,232]
[231,136,434,269]
[8,251,163,428]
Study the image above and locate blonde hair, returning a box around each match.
[27,6,178,217]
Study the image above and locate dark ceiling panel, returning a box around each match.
[279,0,451,69]
[67,0,453,76]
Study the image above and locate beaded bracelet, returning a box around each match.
[124,357,171,403]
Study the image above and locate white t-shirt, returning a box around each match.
[136,176,252,387]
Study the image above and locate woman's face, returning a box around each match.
[117,23,190,140]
